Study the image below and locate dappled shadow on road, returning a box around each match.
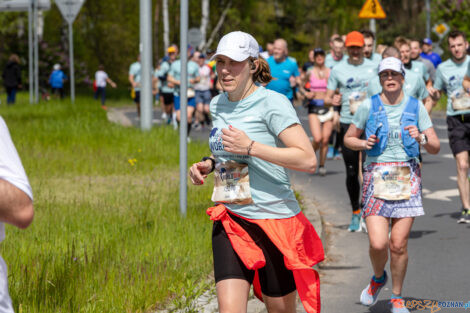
[420,159,443,165]
[408,230,436,239]
[433,211,461,221]
[330,223,352,231]
[318,265,362,270]
[312,169,343,177]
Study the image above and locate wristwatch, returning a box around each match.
[419,134,428,145]
[201,156,216,173]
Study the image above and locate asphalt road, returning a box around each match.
[292,105,469,313]
[119,105,468,313]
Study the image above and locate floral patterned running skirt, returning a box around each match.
[362,159,424,219]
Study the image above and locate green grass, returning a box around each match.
[0,93,214,312]
[434,93,448,112]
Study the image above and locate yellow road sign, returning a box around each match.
[358,0,386,19]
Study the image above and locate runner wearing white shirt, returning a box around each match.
[194,53,213,130]
[94,65,117,109]
[0,116,34,313]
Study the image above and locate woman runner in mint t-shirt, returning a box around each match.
[189,31,324,313]
[344,57,440,313]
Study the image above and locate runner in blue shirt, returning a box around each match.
[420,38,442,68]
[429,30,470,223]
[266,38,301,101]
[49,64,67,99]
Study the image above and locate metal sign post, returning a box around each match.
[179,0,188,216]
[28,0,33,103]
[139,0,153,131]
[0,0,50,104]
[33,0,38,103]
[55,0,85,103]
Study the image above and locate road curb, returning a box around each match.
[107,107,134,127]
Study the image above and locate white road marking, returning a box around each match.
[438,138,449,143]
[434,124,447,130]
[449,176,457,181]
[422,188,431,194]
[424,188,460,201]
[442,153,454,159]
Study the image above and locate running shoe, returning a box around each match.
[360,271,388,306]
[161,112,168,120]
[457,209,470,224]
[319,166,327,176]
[327,146,334,159]
[348,213,362,232]
[333,149,342,160]
[390,298,410,313]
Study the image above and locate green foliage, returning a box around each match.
[0,93,214,312]
[0,1,466,89]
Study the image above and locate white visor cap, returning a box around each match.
[378,57,405,77]
[211,31,259,62]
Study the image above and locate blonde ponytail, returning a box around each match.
[252,57,272,84]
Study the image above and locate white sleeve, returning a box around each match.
[0,117,33,201]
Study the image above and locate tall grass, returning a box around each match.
[1,94,214,312]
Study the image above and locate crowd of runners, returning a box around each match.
[186,28,469,313]
[2,25,468,313]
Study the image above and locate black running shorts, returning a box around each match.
[212,212,296,297]
[447,113,470,155]
[161,92,174,105]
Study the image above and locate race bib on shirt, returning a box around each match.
[349,91,367,115]
[211,161,253,205]
[450,89,470,111]
[373,166,411,200]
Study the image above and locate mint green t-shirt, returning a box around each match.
[325,53,344,69]
[367,53,382,68]
[169,59,200,96]
[129,62,141,91]
[367,69,429,100]
[155,61,174,93]
[327,58,377,124]
[410,60,429,82]
[433,56,470,116]
[352,96,433,166]
[209,86,301,219]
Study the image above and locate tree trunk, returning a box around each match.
[154,0,160,62]
[199,0,209,51]
[205,0,232,50]
[163,0,170,52]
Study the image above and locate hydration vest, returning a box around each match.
[365,94,420,157]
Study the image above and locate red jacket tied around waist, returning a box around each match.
[207,204,325,313]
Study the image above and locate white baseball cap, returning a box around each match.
[210,31,259,62]
[378,57,405,77]
[53,63,61,70]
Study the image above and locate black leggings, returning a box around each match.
[340,123,362,211]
